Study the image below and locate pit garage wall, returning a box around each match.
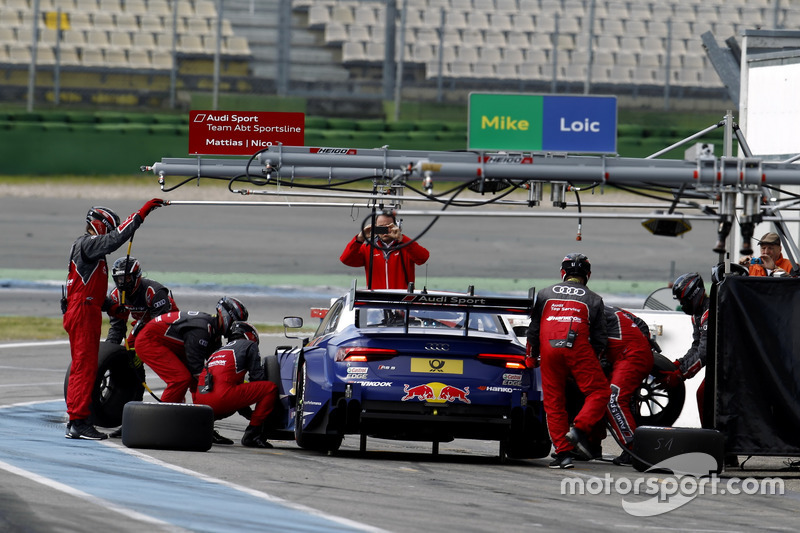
[713,276,800,455]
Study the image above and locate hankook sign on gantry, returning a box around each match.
[468,93,617,153]
[189,111,305,155]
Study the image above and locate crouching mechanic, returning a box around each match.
[194,322,278,448]
[64,200,165,440]
[104,256,179,348]
[135,296,248,444]
[527,253,609,469]
[602,305,654,466]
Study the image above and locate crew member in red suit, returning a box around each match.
[602,305,654,466]
[134,296,248,445]
[195,321,278,448]
[526,253,609,469]
[104,256,178,348]
[63,200,164,440]
[340,212,430,289]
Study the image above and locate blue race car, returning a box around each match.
[266,286,552,459]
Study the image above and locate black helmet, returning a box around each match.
[711,262,748,284]
[229,321,259,344]
[86,206,120,235]
[561,253,592,282]
[672,272,706,315]
[216,296,248,337]
[111,256,142,294]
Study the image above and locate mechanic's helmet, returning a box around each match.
[86,206,120,236]
[229,321,259,344]
[672,272,706,315]
[216,296,248,337]
[111,256,142,294]
[560,253,592,282]
[710,262,749,284]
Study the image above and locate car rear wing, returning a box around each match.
[351,289,534,315]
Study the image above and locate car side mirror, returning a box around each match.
[283,316,307,345]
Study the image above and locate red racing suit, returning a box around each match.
[135,311,221,404]
[104,278,178,348]
[194,339,277,427]
[340,235,430,290]
[526,280,609,454]
[603,306,654,448]
[63,214,141,421]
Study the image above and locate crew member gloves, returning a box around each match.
[138,198,166,220]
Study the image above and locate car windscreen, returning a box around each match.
[356,307,507,334]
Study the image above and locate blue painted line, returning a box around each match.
[0,400,386,533]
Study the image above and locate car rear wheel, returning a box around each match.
[63,341,145,428]
[633,353,686,428]
[294,360,343,453]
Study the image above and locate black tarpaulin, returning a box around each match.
[715,276,800,455]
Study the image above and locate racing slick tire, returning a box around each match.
[501,408,552,461]
[121,401,214,452]
[633,353,686,428]
[631,426,724,474]
[294,360,343,453]
[263,354,280,387]
[63,341,145,428]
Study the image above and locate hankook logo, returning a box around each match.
[552,285,586,296]
[425,343,450,352]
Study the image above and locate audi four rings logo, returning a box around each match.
[553,285,586,296]
[425,343,450,351]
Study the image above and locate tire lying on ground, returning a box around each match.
[632,426,724,474]
[121,401,214,452]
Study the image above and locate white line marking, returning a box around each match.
[0,459,190,532]
[0,340,69,349]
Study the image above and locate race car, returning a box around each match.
[265,286,553,460]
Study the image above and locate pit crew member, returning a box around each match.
[63,200,164,440]
[526,253,609,469]
[194,322,278,448]
[104,256,178,348]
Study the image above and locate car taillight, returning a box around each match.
[335,347,398,362]
[477,353,528,369]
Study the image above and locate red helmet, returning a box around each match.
[216,296,248,337]
[86,206,120,235]
[560,253,591,282]
[111,256,142,294]
[229,321,259,344]
[672,272,706,315]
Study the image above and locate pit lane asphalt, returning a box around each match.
[2,193,798,532]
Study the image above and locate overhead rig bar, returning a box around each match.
[145,146,800,188]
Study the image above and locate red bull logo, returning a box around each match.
[401,382,470,404]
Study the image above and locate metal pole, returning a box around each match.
[393,0,408,121]
[26,0,41,112]
[276,0,291,96]
[383,0,397,101]
[664,19,672,110]
[212,0,223,111]
[436,7,444,102]
[583,0,596,95]
[551,12,559,93]
[54,8,62,106]
[169,0,178,109]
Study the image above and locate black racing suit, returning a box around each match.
[104,278,178,347]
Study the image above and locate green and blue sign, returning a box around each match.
[468,93,617,153]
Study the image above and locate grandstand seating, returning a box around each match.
[290,0,800,90]
[0,0,252,71]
